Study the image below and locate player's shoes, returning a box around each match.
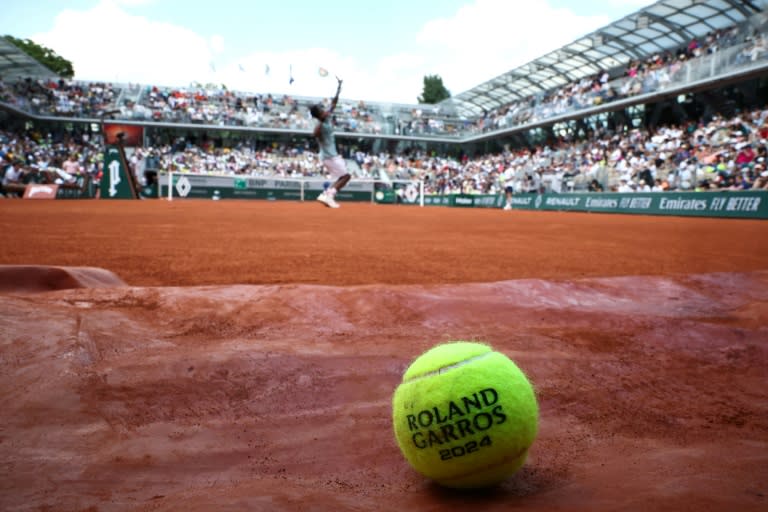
[503,204,512,211]
[316,192,339,208]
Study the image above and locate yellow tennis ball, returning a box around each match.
[392,341,538,488]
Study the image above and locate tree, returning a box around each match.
[4,35,74,78]
[418,74,450,104]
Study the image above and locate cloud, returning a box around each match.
[223,0,626,102]
[30,0,635,103]
[415,0,611,93]
[32,1,218,86]
[28,0,423,103]
[210,35,225,55]
[29,2,396,100]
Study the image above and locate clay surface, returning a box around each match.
[1,200,766,511]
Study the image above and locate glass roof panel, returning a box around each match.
[0,38,58,81]
[446,0,766,118]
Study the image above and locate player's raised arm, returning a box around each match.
[329,76,342,113]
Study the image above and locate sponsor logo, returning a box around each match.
[659,197,707,211]
[619,197,653,209]
[545,197,581,207]
[404,388,507,452]
[175,176,192,197]
[586,197,618,208]
[404,184,419,203]
[23,184,59,199]
[474,196,496,206]
[273,181,301,189]
[710,196,762,212]
[108,159,122,197]
[511,196,533,206]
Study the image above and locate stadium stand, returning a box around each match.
[3,100,768,200]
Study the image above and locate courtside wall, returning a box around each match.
[441,191,768,219]
[152,173,768,219]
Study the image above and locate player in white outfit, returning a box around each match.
[309,77,350,208]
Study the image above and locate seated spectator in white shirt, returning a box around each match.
[51,167,77,185]
[679,164,694,190]
[617,178,634,193]
[1,159,24,197]
[636,180,652,192]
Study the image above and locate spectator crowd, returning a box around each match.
[0,128,103,197]
[3,105,768,200]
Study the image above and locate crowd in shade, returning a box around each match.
[3,104,768,199]
[0,128,103,197]
[1,16,766,139]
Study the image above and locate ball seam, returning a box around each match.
[436,445,529,486]
[402,352,494,383]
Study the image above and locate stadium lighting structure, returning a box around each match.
[636,15,649,29]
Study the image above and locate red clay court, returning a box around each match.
[1,200,767,511]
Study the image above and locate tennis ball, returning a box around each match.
[392,341,538,488]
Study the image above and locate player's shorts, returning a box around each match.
[323,155,349,179]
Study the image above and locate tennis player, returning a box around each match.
[310,77,350,208]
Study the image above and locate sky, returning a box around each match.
[4,0,655,104]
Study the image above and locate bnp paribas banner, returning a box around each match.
[158,174,375,201]
[504,191,768,219]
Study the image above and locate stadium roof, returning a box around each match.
[0,36,58,81]
[445,0,767,118]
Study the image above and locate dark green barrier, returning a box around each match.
[155,173,768,219]
[55,175,95,199]
[423,195,452,206]
[374,188,397,204]
[423,194,504,208]
[422,191,767,218]
[504,191,768,219]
